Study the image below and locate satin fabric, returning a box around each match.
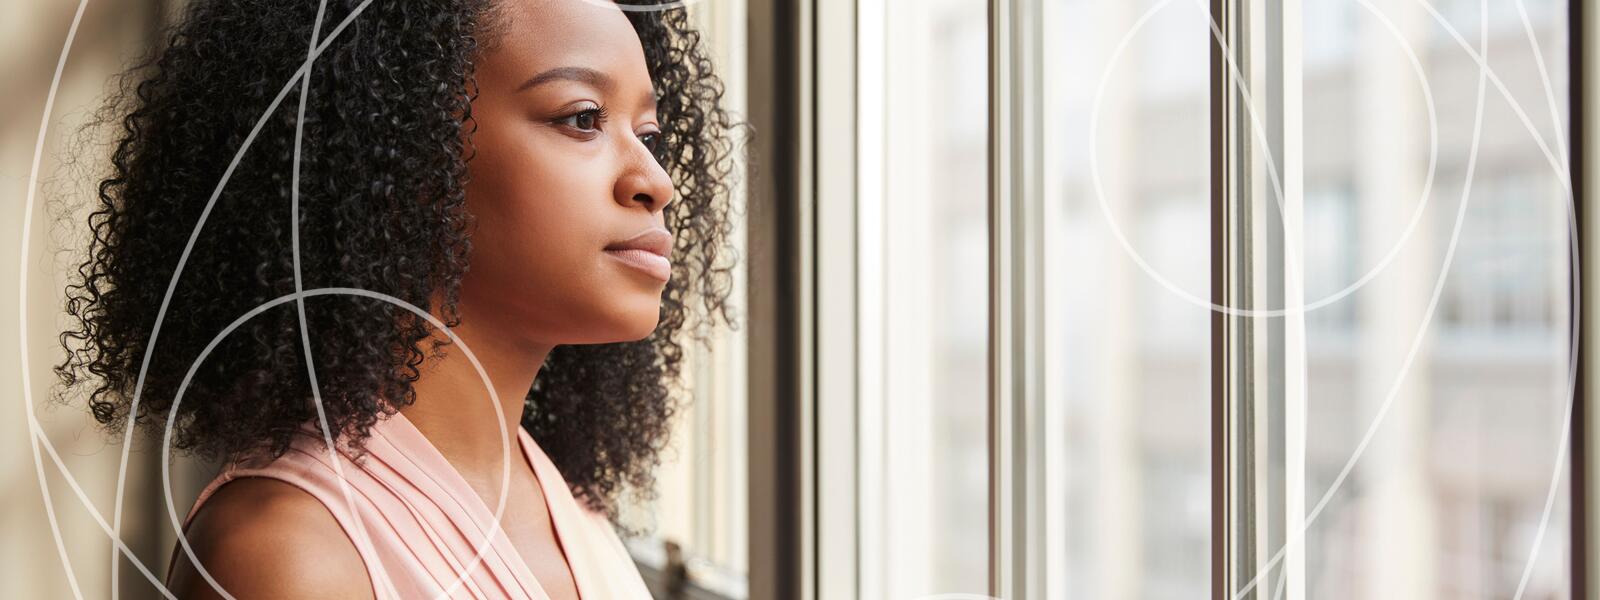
[169,410,652,599]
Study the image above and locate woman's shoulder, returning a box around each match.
[167,476,374,599]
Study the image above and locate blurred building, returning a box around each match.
[1051,0,1573,597]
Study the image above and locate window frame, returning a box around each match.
[744,1,812,599]
[1210,0,1312,597]
[1577,0,1594,596]
[989,0,1048,597]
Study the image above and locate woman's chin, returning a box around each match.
[620,309,664,341]
[584,304,663,344]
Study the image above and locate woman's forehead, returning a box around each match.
[484,0,650,89]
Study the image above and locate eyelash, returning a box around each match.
[553,103,665,159]
[554,103,610,133]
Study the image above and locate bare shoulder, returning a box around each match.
[167,477,374,600]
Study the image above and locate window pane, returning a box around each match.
[1046,0,1213,597]
[859,0,991,596]
[1302,2,1572,597]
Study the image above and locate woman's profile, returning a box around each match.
[55,0,738,597]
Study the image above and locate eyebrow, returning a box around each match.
[516,66,613,93]
[516,65,660,112]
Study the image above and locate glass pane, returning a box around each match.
[1300,1,1573,597]
[1046,0,1213,597]
[859,0,991,596]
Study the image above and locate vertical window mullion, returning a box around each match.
[1578,0,1595,594]
[855,0,886,594]
[814,0,859,598]
[1211,0,1232,596]
[1217,0,1309,597]
[989,0,1015,596]
[743,0,810,596]
[988,0,1046,597]
[1213,0,1253,595]
[1278,1,1308,598]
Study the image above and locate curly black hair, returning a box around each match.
[55,0,740,523]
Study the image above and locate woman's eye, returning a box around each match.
[556,108,603,132]
[639,132,660,154]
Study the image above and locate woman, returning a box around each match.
[56,0,737,597]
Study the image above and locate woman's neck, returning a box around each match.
[400,308,553,486]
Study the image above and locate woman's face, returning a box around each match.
[458,0,674,347]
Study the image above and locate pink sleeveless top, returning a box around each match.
[166,410,653,599]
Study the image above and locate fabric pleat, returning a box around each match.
[167,411,654,600]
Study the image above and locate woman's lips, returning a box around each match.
[605,228,673,283]
[604,248,672,282]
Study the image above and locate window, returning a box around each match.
[855,0,992,596]
[789,0,1582,598]
[1047,0,1213,597]
[1297,3,1574,597]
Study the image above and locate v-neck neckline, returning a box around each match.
[379,409,585,600]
